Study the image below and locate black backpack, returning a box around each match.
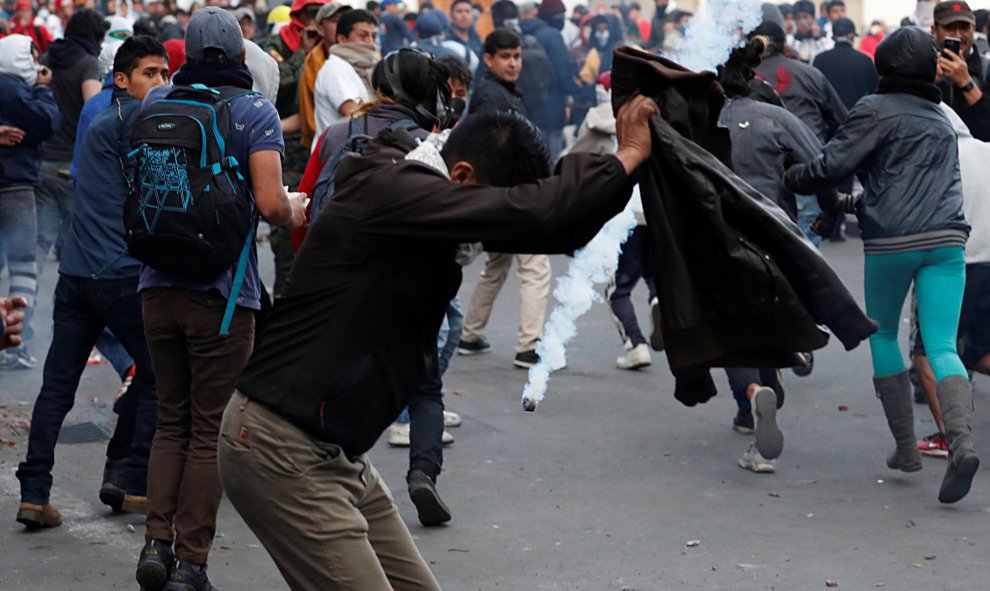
[517,34,553,111]
[309,115,418,225]
[125,84,259,335]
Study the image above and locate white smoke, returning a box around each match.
[520,0,765,411]
[674,0,766,72]
[521,192,640,411]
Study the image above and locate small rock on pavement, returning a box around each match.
[685,540,700,547]
[826,580,839,588]
[837,405,849,411]
[925,554,936,560]
[126,524,135,533]
[875,583,886,588]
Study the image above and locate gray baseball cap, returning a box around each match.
[185,6,245,63]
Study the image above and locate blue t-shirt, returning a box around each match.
[137,86,285,310]
[59,91,143,280]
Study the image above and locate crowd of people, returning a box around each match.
[1,0,988,588]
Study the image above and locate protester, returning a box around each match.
[913,103,990,458]
[312,8,378,142]
[413,10,459,60]
[860,20,885,60]
[519,0,577,162]
[15,35,168,531]
[10,0,55,53]
[36,9,106,293]
[0,34,61,371]
[931,0,988,132]
[439,53,473,123]
[813,18,879,110]
[786,27,980,505]
[445,0,482,64]
[379,0,411,54]
[580,14,627,85]
[133,9,305,591]
[790,0,831,62]
[468,28,524,116]
[218,84,659,588]
[298,1,351,148]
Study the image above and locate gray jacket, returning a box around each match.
[756,53,848,143]
[718,96,823,221]
[785,92,968,248]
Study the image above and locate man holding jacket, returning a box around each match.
[218,98,659,589]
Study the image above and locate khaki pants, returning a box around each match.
[461,253,551,352]
[218,392,441,591]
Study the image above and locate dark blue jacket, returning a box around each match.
[444,28,483,62]
[380,13,413,55]
[520,17,577,132]
[0,75,62,186]
[59,89,143,279]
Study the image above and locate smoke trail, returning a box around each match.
[520,0,765,411]
[521,192,640,411]
[674,0,766,72]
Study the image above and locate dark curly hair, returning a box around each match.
[717,36,769,98]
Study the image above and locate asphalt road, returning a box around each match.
[0,233,987,591]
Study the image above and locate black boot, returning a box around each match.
[874,371,923,472]
[99,458,127,512]
[407,470,451,527]
[163,561,218,591]
[136,539,175,591]
[936,376,981,504]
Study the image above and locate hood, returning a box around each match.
[0,35,38,86]
[589,14,626,48]
[875,26,937,81]
[520,17,545,35]
[939,101,973,139]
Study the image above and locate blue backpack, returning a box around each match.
[125,84,259,335]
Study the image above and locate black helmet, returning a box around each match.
[373,48,455,130]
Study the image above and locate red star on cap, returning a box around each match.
[953,3,962,11]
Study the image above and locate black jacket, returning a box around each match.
[468,72,526,117]
[611,47,876,406]
[813,41,880,109]
[238,130,633,453]
[786,28,969,250]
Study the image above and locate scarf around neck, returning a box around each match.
[329,42,379,91]
[877,75,942,104]
[173,62,255,91]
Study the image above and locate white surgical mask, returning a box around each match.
[595,30,610,46]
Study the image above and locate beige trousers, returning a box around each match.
[217,391,441,591]
[461,253,551,352]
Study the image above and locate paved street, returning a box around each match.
[1,234,987,591]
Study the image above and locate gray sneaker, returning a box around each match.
[752,386,783,459]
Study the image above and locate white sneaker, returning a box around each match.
[387,422,411,446]
[387,422,455,446]
[738,444,776,473]
[616,343,652,370]
[443,411,462,428]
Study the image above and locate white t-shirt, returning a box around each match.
[313,54,371,150]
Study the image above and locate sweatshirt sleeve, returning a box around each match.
[356,152,634,254]
[18,85,62,145]
[785,99,879,195]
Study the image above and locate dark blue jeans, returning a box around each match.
[607,226,657,347]
[16,275,158,504]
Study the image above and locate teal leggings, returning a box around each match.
[864,246,967,382]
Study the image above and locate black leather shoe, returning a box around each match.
[407,470,451,527]
[136,540,174,591]
[163,560,218,591]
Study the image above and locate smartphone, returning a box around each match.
[944,37,962,57]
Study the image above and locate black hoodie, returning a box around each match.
[41,37,102,162]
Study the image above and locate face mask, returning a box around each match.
[449,97,467,125]
[595,30,610,46]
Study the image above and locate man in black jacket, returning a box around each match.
[217,100,657,589]
[468,28,525,116]
[813,18,879,109]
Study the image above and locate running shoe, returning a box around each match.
[732,410,754,434]
[513,350,539,369]
[752,386,784,459]
[738,444,776,473]
[443,410,462,428]
[918,431,949,458]
[617,343,652,370]
[792,352,814,377]
[456,338,492,355]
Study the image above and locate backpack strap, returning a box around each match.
[219,210,258,337]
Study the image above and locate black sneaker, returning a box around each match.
[407,470,451,527]
[513,350,539,369]
[163,561,217,591]
[457,338,492,356]
[791,352,813,377]
[136,540,175,591]
[732,410,754,434]
[99,458,127,512]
